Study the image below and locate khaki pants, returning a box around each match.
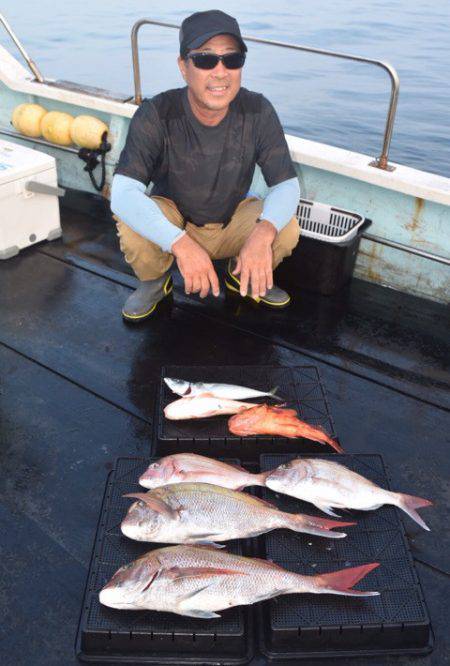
[114,195,300,281]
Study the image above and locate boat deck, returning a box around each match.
[0,190,449,666]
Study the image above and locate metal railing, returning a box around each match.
[0,13,44,82]
[361,232,450,266]
[131,19,400,171]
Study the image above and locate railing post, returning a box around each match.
[0,13,44,82]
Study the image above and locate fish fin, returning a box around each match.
[178,584,220,620]
[166,566,247,582]
[193,540,226,549]
[140,569,161,593]
[189,532,224,540]
[252,589,289,603]
[328,436,344,453]
[290,514,356,539]
[191,543,228,552]
[396,493,433,531]
[272,405,298,416]
[315,431,344,453]
[269,386,284,402]
[249,557,287,572]
[180,608,221,619]
[315,504,342,518]
[122,493,179,520]
[179,584,211,601]
[316,562,380,597]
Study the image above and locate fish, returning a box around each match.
[164,395,257,420]
[164,377,282,401]
[121,482,355,544]
[228,404,343,453]
[99,544,380,617]
[264,458,433,530]
[139,453,267,490]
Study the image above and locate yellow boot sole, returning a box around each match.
[224,277,291,308]
[122,276,173,322]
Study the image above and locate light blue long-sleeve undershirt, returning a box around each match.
[110,174,300,252]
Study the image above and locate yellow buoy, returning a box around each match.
[70,115,109,150]
[41,111,74,146]
[12,103,47,138]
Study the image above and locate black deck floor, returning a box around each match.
[0,190,449,666]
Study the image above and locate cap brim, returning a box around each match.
[185,30,247,53]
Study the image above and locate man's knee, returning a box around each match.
[276,216,301,254]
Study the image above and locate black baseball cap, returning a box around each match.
[179,10,247,57]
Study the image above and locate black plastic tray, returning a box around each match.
[76,457,254,665]
[257,453,433,661]
[157,366,337,460]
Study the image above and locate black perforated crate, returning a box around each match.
[157,366,337,460]
[76,457,253,664]
[257,453,433,661]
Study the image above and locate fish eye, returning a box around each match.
[138,500,146,508]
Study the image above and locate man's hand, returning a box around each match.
[172,234,220,298]
[233,219,277,298]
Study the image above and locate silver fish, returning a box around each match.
[164,377,282,401]
[121,482,354,544]
[99,545,380,617]
[139,453,267,490]
[265,458,433,530]
[164,395,257,420]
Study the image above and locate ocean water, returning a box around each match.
[1,1,449,177]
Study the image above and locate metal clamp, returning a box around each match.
[131,19,399,171]
[0,13,44,82]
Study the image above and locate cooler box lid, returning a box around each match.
[0,139,56,186]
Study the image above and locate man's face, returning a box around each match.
[178,34,243,113]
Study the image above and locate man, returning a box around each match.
[111,9,300,322]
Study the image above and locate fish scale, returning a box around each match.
[121,482,354,543]
[265,458,433,529]
[99,545,379,617]
[164,377,282,400]
[139,452,266,490]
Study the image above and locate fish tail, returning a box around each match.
[288,513,356,539]
[306,424,344,453]
[329,436,345,453]
[395,493,433,531]
[269,386,284,402]
[313,562,380,597]
[320,432,344,453]
[250,471,271,487]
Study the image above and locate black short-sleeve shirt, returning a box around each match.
[114,86,295,226]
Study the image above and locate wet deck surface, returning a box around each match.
[0,190,449,665]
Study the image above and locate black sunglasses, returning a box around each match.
[185,51,246,70]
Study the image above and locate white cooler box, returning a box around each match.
[0,139,64,259]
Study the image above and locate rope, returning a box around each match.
[77,131,111,192]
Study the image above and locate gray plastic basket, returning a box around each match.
[297,198,367,243]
